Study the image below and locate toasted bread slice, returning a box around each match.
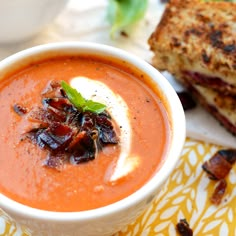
[148,0,236,135]
[148,0,236,95]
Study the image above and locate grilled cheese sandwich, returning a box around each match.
[148,0,236,135]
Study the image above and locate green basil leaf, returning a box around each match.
[83,100,107,114]
[61,80,106,113]
[61,81,86,109]
[107,0,148,36]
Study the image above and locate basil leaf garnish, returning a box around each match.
[61,80,106,114]
[107,0,148,36]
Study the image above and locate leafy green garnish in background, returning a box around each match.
[107,0,148,36]
[61,81,106,114]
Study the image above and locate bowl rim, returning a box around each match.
[0,41,186,222]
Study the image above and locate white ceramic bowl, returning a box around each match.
[0,42,186,236]
[0,0,69,43]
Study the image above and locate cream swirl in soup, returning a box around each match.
[70,77,140,183]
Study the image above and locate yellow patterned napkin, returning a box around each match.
[0,210,31,235]
[1,138,235,235]
[118,138,236,236]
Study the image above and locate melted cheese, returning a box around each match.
[194,85,236,124]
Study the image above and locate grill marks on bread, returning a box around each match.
[148,0,236,135]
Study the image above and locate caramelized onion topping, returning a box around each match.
[14,80,119,169]
[13,103,28,116]
[176,219,193,236]
[202,149,236,180]
[202,149,236,205]
[210,179,227,205]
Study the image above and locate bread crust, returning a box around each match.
[148,0,236,92]
[148,0,236,135]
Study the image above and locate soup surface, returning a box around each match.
[0,55,170,212]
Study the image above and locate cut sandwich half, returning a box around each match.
[148,0,236,135]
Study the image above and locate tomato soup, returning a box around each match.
[0,56,170,212]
